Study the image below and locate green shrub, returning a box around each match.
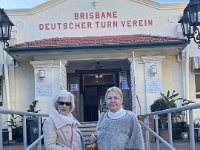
[150,90,178,128]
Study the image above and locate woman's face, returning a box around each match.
[106,90,123,112]
[56,97,71,115]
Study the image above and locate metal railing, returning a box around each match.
[1,102,200,150]
[0,109,48,150]
[139,102,200,150]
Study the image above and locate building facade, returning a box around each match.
[1,0,200,122]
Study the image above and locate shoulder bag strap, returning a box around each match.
[69,125,74,148]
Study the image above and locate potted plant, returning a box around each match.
[27,100,40,113]
[7,114,19,130]
[150,90,179,141]
[175,98,195,140]
[150,90,178,128]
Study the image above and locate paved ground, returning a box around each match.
[3,141,200,150]
[3,143,44,150]
[150,140,200,150]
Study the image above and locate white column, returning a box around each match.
[30,60,67,114]
[182,46,190,123]
[129,52,137,114]
[141,56,165,114]
[184,47,190,99]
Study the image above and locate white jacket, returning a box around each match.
[43,109,85,150]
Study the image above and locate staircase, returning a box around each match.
[79,121,97,145]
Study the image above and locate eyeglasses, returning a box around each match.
[57,101,71,106]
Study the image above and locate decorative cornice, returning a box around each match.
[5,0,66,15]
[130,0,187,10]
[141,56,165,63]
[5,0,187,16]
[30,60,66,68]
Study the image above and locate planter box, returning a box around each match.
[27,117,39,145]
[12,126,23,143]
[159,128,169,142]
[138,115,155,143]
[2,129,9,145]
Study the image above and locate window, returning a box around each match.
[195,72,200,98]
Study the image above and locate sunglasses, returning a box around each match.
[57,101,71,106]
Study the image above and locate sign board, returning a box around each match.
[35,85,52,96]
[146,80,162,93]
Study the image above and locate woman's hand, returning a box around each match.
[90,134,97,143]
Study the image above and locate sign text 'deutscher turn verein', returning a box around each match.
[39,11,153,31]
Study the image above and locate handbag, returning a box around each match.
[86,142,97,150]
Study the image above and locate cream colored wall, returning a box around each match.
[162,56,183,97]
[187,42,200,102]
[7,0,187,44]
[14,62,35,111]
[135,56,166,114]
[33,67,59,114]
[30,60,67,114]
[134,55,186,114]
[135,59,145,114]
[4,0,200,117]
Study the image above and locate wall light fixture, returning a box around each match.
[150,64,157,76]
[38,69,45,81]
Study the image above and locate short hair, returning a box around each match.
[105,86,123,99]
[54,90,75,113]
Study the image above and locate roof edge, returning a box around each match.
[5,40,187,54]
[131,0,187,10]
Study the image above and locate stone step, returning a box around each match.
[80,121,97,145]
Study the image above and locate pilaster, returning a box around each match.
[128,52,137,114]
[141,56,165,113]
[30,60,67,114]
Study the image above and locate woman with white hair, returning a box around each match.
[43,90,85,150]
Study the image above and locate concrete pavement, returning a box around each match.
[3,141,200,150]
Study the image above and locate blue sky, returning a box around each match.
[0,0,189,9]
[0,0,48,9]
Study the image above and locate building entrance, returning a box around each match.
[67,59,131,121]
[83,73,116,121]
[84,84,113,121]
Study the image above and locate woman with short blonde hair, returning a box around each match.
[91,86,144,150]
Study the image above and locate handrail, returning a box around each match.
[0,109,48,150]
[145,102,200,116]
[139,102,200,150]
[25,135,44,150]
[0,109,48,117]
[1,103,200,150]
[139,121,176,150]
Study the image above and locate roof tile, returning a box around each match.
[11,34,185,48]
